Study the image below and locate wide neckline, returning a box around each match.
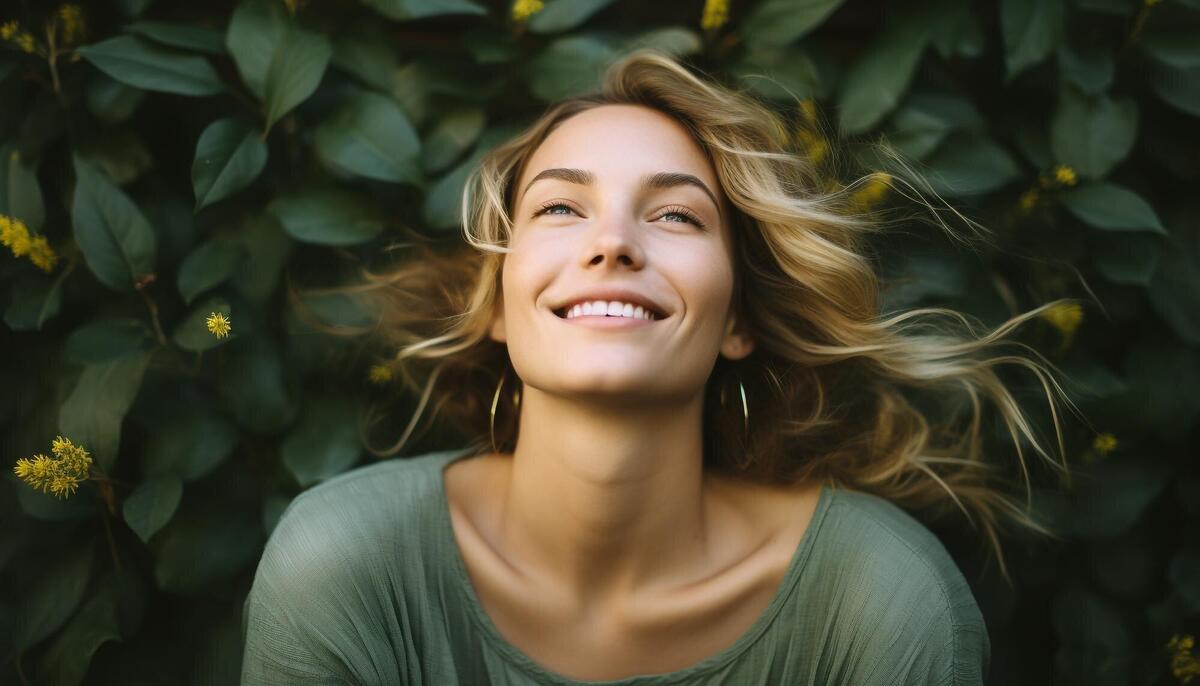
[432,448,834,685]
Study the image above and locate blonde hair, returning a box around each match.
[292,49,1085,585]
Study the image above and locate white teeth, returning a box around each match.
[563,300,658,320]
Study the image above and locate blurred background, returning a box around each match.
[1,0,1198,684]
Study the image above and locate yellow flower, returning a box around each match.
[56,4,86,45]
[1,20,37,54]
[511,0,544,22]
[1018,188,1040,212]
[26,235,59,272]
[0,20,18,40]
[849,172,891,213]
[0,214,57,271]
[368,364,393,385]
[796,128,828,168]
[206,311,232,338]
[701,0,730,31]
[1092,432,1118,456]
[1053,164,1077,186]
[1040,302,1084,338]
[1168,634,1200,683]
[13,436,93,499]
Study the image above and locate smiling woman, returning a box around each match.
[242,49,1081,685]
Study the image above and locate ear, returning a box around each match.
[719,308,754,360]
[488,293,507,343]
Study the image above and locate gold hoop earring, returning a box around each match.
[490,367,521,454]
[719,374,749,438]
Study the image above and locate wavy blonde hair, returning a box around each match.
[292,49,1084,585]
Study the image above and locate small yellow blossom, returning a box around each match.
[511,0,544,22]
[1040,302,1084,339]
[1168,634,1200,684]
[701,0,730,31]
[1053,164,1077,186]
[1092,432,1118,456]
[1018,188,1041,213]
[1,20,38,54]
[206,312,232,338]
[849,172,891,213]
[368,364,393,385]
[796,128,828,168]
[13,436,93,499]
[0,214,58,272]
[55,4,86,45]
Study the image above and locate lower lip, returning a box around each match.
[556,313,662,328]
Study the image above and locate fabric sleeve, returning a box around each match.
[239,493,384,685]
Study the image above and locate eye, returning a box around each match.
[532,201,707,229]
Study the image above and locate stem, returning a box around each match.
[100,503,122,573]
[136,280,170,346]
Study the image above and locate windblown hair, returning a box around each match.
[292,49,1084,585]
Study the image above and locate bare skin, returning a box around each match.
[444,453,822,680]
[468,103,823,680]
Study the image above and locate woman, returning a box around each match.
[241,49,1076,684]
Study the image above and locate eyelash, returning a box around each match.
[532,201,707,229]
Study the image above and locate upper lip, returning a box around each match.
[552,287,670,319]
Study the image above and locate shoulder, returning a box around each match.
[814,488,991,684]
[253,449,467,590]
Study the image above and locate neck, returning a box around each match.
[497,384,721,614]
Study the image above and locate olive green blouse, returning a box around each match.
[240,447,990,685]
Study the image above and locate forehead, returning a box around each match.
[516,104,719,198]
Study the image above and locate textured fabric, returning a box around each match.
[241,447,990,685]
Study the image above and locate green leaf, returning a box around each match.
[1001,0,1065,79]
[1092,232,1163,287]
[229,212,293,305]
[192,118,268,210]
[621,27,703,59]
[123,20,227,54]
[172,295,235,351]
[1062,456,1170,539]
[3,272,67,332]
[741,0,847,47]
[58,351,153,473]
[77,35,223,96]
[422,106,486,173]
[1050,85,1138,179]
[1057,42,1114,96]
[1122,336,1200,444]
[70,155,158,293]
[13,544,93,651]
[1148,206,1200,344]
[1,141,45,229]
[63,317,156,365]
[314,90,421,183]
[267,187,386,245]
[262,24,331,133]
[142,412,240,482]
[122,476,183,544]
[281,395,363,487]
[528,0,619,34]
[226,0,288,99]
[361,0,487,20]
[528,35,617,102]
[36,572,144,686]
[888,91,985,160]
[177,238,245,304]
[1053,584,1133,656]
[217,334,297,435]
[923,133,1021,196]
[836,14,931,135]
[152,499,263,594]
[77,128,155,187]
[1149,60,1200,117]
[1170,548,1200,611]
[86,72,146,124]
[1060,182,1165,233]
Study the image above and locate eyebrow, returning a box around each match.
[520,168,722,217]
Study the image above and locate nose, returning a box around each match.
[581,212,645,270]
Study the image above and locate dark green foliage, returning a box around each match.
[0,1,1197,684]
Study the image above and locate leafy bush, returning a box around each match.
[1,0,1198,684]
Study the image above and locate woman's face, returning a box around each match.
[490,104,753,404]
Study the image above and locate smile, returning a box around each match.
[552,300,668,327]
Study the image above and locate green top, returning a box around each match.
[240,448,990,685]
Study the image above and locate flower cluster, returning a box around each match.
[12,436,93,499]
[1039,164,1078,189]
[849,172,892,214]
[0,213,59,272]
[701,0,730,31]
[1040,302,1083,352]
[1168,634,1199,684]
[0,19,37,54]
[206,311,232,338]
[1092,432,1118,457]
[368,364,393,385]
[55,4,86,46]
